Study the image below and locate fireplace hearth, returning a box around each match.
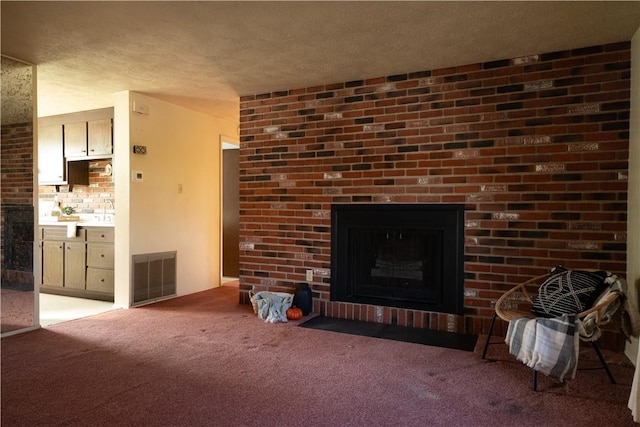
[331,204,464,315]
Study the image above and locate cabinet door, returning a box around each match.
[64,121,88,157]
[87,119,112,156]
[38,125,65,183]
[64,242,86,289]
[42,241,64,287]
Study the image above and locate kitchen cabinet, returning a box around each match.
[86,228,114,294]
[41,227,86,289]
[41,241,64,287]
[38,125,65,184]
[38,124,89,186]
[38,108,112,186]
[40,226,113,301]
[87,267,114,294]
[65,118,112,159]
[64,121,88,157]
[87,118,113,156]
[64,241,87,289]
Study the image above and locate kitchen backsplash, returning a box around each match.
[39,159,114,218]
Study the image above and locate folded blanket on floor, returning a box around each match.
[505,314,579,382]
[255,292,293,323]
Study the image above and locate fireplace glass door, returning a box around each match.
[331,204,464,314]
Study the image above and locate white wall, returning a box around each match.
[113,91,237,308]
[113,92,131,308]
[627,28,640,364]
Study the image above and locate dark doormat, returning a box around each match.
[298,316,478,352]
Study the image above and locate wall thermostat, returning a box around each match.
[132,170,144,182]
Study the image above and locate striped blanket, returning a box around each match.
[505,314,579,382]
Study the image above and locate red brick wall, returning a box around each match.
[238,42,630,346]
[1,123,33,206]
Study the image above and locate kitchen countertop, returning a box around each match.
[39,219,115,228]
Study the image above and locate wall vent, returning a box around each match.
[132,251,176,306]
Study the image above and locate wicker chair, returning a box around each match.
[481,273,620,391]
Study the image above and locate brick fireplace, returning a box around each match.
[238,42,630,349]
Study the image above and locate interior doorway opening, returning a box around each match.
[221,136,239,280]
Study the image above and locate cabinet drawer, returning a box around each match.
[43,227,86,241]
[87,243,114,268]
[86,268,114,293]
[87,228,114,243]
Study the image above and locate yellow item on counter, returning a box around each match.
[51,196,62,217]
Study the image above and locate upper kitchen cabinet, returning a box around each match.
[38,107,113,186]
[65,118,113,159]
[38,125,65,183]
[64,121,88,157]
[87,119,113,156]
[38,124,89,186]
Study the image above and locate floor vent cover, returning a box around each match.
[132,251,176,305]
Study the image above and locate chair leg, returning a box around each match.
[481,313,498,360]
[532,369,538,392]
[590,341,616,384]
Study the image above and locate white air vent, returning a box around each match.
[132,251,176,305]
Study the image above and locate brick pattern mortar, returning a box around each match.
[238,42,630,348]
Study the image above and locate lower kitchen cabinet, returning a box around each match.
[40,226,114,301]
[87,268,114,293]
[64,241,87,289]
[42,241,64,287]
[86,228,114,294]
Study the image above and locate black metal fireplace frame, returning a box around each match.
[330,204,465,315]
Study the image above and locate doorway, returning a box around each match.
[222,137,239,279]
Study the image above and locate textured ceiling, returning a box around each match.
[2,1,640,122]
